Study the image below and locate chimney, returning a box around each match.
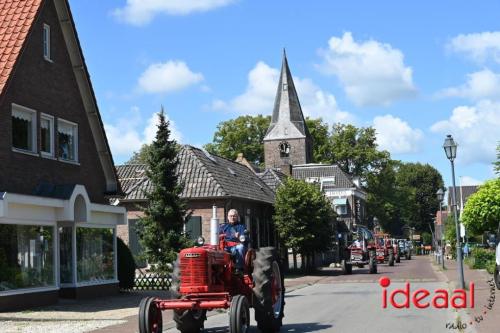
[280,164,292,177]
[353,176,360,188]
[235,153,244,163]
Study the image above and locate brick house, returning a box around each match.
[0,0,125,310]
[115,145,276,260]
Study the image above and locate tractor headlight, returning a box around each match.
[239,234,246,243]
[196,236,205,246]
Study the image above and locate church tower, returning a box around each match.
[264,51,313,169]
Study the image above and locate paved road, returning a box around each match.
[165,256,475,333]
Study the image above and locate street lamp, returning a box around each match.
[437,188,446,269]
[443,134,465,289]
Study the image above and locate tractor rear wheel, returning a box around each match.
[252,247,285,333]
[138,297,162,333]
[173,309,206,333]
[229,295,250,333]
[341,259,352,275]
[494,265,500,290]
[388,250,394,266]
[369,251,377,274]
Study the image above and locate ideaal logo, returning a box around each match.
[379,276,496,330]
[379,276,474,309]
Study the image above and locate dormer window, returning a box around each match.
[43,24,51,61]
[279,141,290,158]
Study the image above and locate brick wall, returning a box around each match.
[264,137,312,169]
[0,0,108,203]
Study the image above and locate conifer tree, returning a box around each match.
[137,109,190,272]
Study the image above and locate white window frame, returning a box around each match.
[11,103,37,154]
[43,23,51,61]
[57,118,78,163]
[40,113,54,158]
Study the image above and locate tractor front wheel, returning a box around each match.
[341,259,352,275]
[138,297,162,333]
[388,250,395,266]
[173,309,206,333]
[229,295,250,333]
[494,265,500,290]
[252,247,285,333]
[369,251,377,274]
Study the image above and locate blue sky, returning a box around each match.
[69,0,500,187]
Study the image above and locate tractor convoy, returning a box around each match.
[339,226,413,276]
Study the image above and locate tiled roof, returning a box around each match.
[257,169,287,192]
[116,145,275,204]
[447,185,479,209]
[0,0,42,96]
[292,164,356,189]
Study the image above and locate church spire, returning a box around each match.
[264,50,309,140]
[263,52,312,169]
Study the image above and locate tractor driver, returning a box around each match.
[219,209,247,271]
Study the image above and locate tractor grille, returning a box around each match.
[180,253,208,287]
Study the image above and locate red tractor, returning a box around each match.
[390,238,401,263]
[374,235,395,266]
[138,208,285,333]
[340,225,378,274]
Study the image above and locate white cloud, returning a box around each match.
[113,0,235,25]
[438,69,500,101]
[138,61,203,94]
[212,61,354,124]
[459,176,483,186]
[448,31,500,63]
[372,115,423,154]
[430,100,500,165]
[105,107,182,161]
[318,32,417,107]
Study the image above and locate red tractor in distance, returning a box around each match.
[374,234,395,266]
[340,225,378,274]
[390,238,401,263]
[137,207,285,333]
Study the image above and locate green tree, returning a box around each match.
[395,163,444,233]
[273,178,335,270]
[204,115,271,166]
[462,178,500,235]
[328,124,390,180]
[126,144,153,164]
[136,110,191,272]
[305,118,332,163]
[366,160,404,234]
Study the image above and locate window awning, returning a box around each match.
[333,198,347,205]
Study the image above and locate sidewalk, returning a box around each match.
[431,256,498,333]
[0,273,327,333]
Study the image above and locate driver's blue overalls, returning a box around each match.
[219,222,247,269]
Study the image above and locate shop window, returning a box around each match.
[76,228,114,282]
[0,224,55,291]
[59,226,73,284]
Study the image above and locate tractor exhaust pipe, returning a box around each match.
[210,205,218,246]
